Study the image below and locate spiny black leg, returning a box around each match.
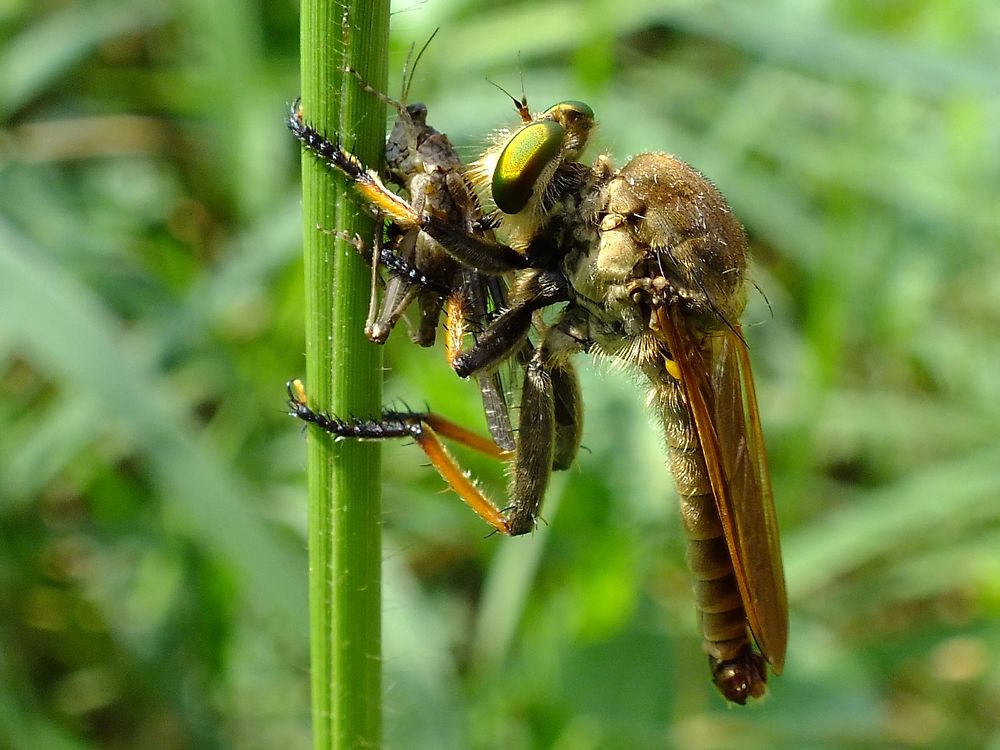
[320,226,453,299]
[376,241,453,296]
[290,101,529,278]
[288,100,418,227]
[287,380,512,533]
[287,381,425,440]
[287,100,366,182]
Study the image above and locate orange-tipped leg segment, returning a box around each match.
[410,424,511,534]
[287,100,419,229]
[423,413,512,461]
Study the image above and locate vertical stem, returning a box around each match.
[299,2,388,748]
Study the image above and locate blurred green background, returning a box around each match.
[2,1,999,748]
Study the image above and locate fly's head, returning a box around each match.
[468,100,596,251]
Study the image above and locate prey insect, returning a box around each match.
[289,90,787,703]
[289,41,517,449]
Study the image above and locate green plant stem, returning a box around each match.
[299,2,389,748]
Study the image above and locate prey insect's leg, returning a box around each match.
[366,230,383,340]
[287,380,515,535]
[341,26,441,156]
[318,226,452,298]
[320,226,454,345]
[312,228,393,340]
[369,229,423,344]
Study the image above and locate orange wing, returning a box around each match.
[657,302,788,673]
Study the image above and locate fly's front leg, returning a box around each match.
[368,223,460,347]
[452,269,573,378]
[312,227,389,340]
[368,229,422,344]
[420,215,530,274]
[290,101,528,277]
[288,100,422,231]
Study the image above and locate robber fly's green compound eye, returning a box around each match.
[492,119,565,214]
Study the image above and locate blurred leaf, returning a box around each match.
[0,219,306,642]
[0,0,168,117]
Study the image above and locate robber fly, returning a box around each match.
[289,38,516,449]
[288,92,788,703]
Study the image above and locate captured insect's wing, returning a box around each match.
[460,269,516,452]
[658,302,788,674]
[477,368,515,452]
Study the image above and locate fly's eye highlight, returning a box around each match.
[492,119,565,214]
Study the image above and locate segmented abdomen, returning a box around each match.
[653,375,750,665]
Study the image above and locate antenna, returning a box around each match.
[401,27,439,104]
[486,78,531,123]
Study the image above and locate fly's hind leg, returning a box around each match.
[287,379,515,534]
[444,303,587,535]
[287,306,585,538]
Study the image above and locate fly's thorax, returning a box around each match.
[572,150,754,365]
[566,159,651,333]
[599,152,749,333]
[524,162,604,271]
